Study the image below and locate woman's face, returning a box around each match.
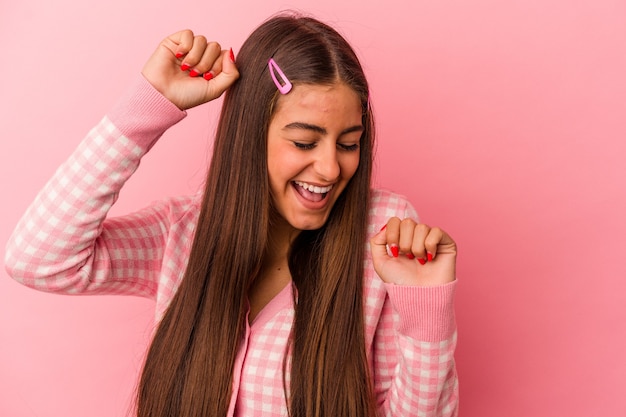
[267,82,363,232]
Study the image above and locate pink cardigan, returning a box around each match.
[4,76,459,416]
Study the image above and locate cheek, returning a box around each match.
[267,151,299,186]
[341,154,361,180]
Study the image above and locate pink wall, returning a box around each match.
[1,0,625,416]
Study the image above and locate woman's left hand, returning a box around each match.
[370,217,457,286]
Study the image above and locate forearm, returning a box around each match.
[375,281,459,417]
[4,76,186,295]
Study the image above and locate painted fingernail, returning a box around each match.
[203,71,214,81]
[418,258,427,265]
[406,253,415,260]
[229,48,235,62]
[427,252,433,262]
[175,52,185,59]
[189,69,201,77]
[390,244,399,258]
[380,224,387,231]
[181,63,191,71]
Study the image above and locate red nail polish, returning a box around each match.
[406,253,415,260]
[427,252,433,262]
[181,63,191,71]
[175,52,184,59]
[380,224,387,231]
[390,245,399,258]
[203,72,214,81]
[418,258,426,265]
[189,69,201,77]
[229,48,235,62]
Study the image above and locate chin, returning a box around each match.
[288,215,330,232]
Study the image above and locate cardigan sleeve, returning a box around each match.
[368,190,459,417]
[4,76,192,299]
[377,283,459,417]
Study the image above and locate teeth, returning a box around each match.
[295,181,333,194]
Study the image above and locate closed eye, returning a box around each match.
[338,143,359,151]
[294,141,316,150]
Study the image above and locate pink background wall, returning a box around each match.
[1,0,625,415]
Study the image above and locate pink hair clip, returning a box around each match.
[268,58,292,94]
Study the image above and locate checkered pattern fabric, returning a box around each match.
[5,76,459,416]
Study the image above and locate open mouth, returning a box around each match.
[293,181,333,203]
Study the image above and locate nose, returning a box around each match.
[313,143,340,182]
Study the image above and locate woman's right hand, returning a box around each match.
[141,30,240,110]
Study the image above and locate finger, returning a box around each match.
[397,218,418,254]
[383,217,401,257]
[206,48,240,96]
[189,41,222,77]
[370,224,392,261]
[424,226,456,260]
[408,222,430,263]
[167,29,195,58]
[202,48,228,80]
[180,35,208,72]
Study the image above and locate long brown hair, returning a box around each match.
[136,12,375,417]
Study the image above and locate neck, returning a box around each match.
[265,212,300,265]
[247,212,299,323]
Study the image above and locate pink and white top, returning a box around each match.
[4,76,459,416]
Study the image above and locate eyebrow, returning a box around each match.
[283,122,364,136]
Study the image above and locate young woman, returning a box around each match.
[5,13,459,417]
